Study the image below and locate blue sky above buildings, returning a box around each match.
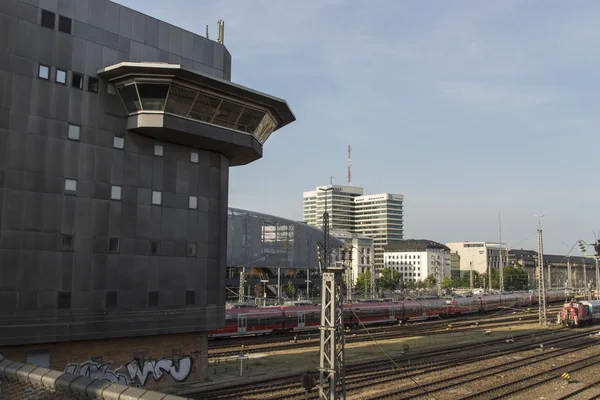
[115,0,600,255]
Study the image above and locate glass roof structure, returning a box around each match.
[227,208,343,271]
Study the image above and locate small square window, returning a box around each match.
[64,179,77,194]
[187,243,197,257]
[185,291,195,305]
[108,237,120,253]
[67,124,80,141]
[38,64,49,80]
[189,196,197,209]
[88,77,99,93]
[150,240,160,255]
[72,72,83,90]
[58,15,72,34]
[190,151,199,163]
[56,69,67,84]
[152,191,162,205]
[61,234,74,251]
[111,186,122,200]
[148,291,158,307]
[40,10,55,29]
[113,135,124,149]
[154,144,163,156]
[58,292,71,309]
[106,291,117,309]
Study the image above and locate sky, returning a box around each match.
[115,0,600,255]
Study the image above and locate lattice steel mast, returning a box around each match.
[316,185,346,400]
[535,214,546,325]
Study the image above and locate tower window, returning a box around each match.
[40,10,55,29]
[72,72,84,89]
[108,238,120,253]
[38,64,50,80]
[56,69,67,84]
[61,234,74,251]
[88,77,99,93]
[154,144,163,156]
[58,15,72,34]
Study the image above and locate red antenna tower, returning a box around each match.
[347,144,352,186]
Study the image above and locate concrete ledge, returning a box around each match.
[70,376,96,394]
[119,387,150,400]
[27,366,52,387]
[86,379,112,398]
[3,361,24,380]
[0,357,192,399]
[0,359,14,375]
[100,383,129,399]
[55,373,80,392]
[15,363,37,382]
[41,370,65,390]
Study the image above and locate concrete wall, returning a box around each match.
[0,0,231,345]
[0,353,191,400]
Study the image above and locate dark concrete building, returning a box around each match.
[0,0,294,389]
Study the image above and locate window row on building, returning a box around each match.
[63,178,200,209]
[56,290,197,309]
[40,9,72,34]
[38,64,99,93]
[60,235,198,257]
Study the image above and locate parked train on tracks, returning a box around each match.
[557,299,600,327]
[209,290,567,338]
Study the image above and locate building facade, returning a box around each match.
[383,240,450,283]
[330,228,375,284]
[302,184,363,231]
[446,241,507,277]
[0,0,293,389]
[303,185,403,268]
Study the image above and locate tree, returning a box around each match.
[356,270,372,296]
[502,265,529,291]
[441,277,453,289]
[378,268,401,292]
[423,274,437,289]
[283,280,296,299]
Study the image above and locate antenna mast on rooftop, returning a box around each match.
[347,145,352,186]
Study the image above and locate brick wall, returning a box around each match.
[0,331,208,390]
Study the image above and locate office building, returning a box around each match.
[383,240,450,283]
[0,0,294,388]
[446,241,507,277]
[302,185,403,268]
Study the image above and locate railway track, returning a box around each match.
[184,325,584,399]
[208,307,562,358]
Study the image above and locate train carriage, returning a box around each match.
[283,305,321,332]
[210,306,284,337]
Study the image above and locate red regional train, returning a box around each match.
[209,290,567,338]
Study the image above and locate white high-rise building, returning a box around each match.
[303,185,404,268]
[446,241,508,277]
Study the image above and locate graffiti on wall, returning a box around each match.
[64,357,192,386]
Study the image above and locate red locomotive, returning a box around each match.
[558,299,600,327]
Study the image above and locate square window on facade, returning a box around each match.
[108,237,120,253]
[61,234,74,251]
[72,72,83,89]
[187,243,197,257]
[58,15,72,34]
[190,151,199,163]
[152,191,162,205]
[111,186,122,200]
[148,291,158,307]
[88,77,99,93]
[113,135,124,149]
[67,124,80,140]
[40,10,55,29]
[189,196,198,209]
[106,291,117,309]
[38,64,50,80]
[58,292,71,309]
[64,179,77,194]
[150,240,160,255]
[185,291,195,305]
[154,144,163,156]
[56,69,66,84]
